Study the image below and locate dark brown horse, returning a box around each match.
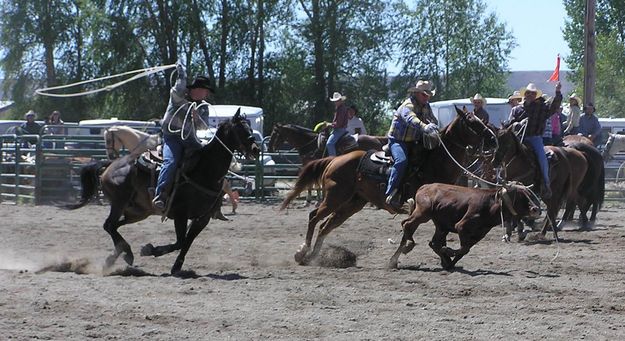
[280,107,496,265]
[66,112,260,274]
[561,136,605,228]
[267,123,388,164]
[492,125,588,240]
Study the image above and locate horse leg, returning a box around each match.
[577,199,591,230]
[305,197,368,263]
[540,200,560,241]
[102,205,135,269]
[141,216,187,257]
[388,208,429,269]
[171,215,211,275]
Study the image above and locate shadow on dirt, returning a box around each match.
[399,264,513,277]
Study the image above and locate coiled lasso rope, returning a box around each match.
[35,64,177,97]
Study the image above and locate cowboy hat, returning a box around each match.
[24,110,37,119]
[329,92,347,102]
[520,83,543,98]
[470,93,487,104]
[508,90,522,101]
[407,80,436,97]
[187,76,215,92]
[568,93,583,107]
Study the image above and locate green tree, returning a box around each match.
[392,0,515,102]
[563,0,625,117]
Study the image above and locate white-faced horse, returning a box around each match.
[603,133,625,161]
[103,126,161,160]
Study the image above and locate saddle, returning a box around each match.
[317,131,359,155]
[357,144,428,203]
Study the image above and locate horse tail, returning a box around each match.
[280,157,334,210]
[595,161,605,210]
[63,160,111,209]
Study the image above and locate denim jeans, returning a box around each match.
[155,134,185,198]
[525,135,549,187]
[326,128,347,156]
[385,138,408,196]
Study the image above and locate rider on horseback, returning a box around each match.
[325,92,349,156]
[385,80,439,207]
[506,82,562,199]
[153,62,215,210]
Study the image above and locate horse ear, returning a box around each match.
[233,107,242,122]
[454,105,465,117]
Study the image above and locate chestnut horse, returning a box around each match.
[492,125,588,240]
[280,107,496,264]
[561,135,605,228]
[267,123,388,164]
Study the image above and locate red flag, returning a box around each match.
[547,54,560,82]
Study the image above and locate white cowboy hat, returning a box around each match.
[508,90,522,101]
[470,93,486,104]
[407,80,436,97]
[520,83,543,98]
[329,92,347,102]
[568,93,583,107]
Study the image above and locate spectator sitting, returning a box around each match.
[578,102,601,146]
[17,110,42,147]
[44,110,65,134]
[346,104,367,135]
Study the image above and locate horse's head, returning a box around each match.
[492,125,521,167]
[229,109,261,159]
[268,124,284,152]
[603,133,617,161]
[500,181,542,219]
[103,128,120,160]
[445,106,497,152]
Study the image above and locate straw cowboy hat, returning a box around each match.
[407,80,436,97]
[569,93,583,107]
[329,92,347,102]
[508,90,522,101]
[470,93,487,104]
[24,110,37,119]
[520,83,543,98]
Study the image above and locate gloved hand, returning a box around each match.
[175,60,185,73]
[423,123,438,135]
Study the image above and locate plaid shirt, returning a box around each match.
[509,91,562,137]
[387,98,437,142]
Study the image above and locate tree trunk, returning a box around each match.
[311,0,327,125]
[257,0,265,103]
[219,0,230,90]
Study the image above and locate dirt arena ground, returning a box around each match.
[1,199,625,340]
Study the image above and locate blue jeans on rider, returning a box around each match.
[326,128,347,156]
[525,135,549,187]
[155,134,187,199]
[385,138,408,197]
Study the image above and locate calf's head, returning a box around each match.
[500,182,541,219]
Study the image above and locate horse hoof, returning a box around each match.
[502,234,511,243]
[517,231,527,242]
[104,254,117,269]
[123,252,134,266]
[294,251,308,265]
[171,262,183,275]
[402,240,416,255]
[140,243,155,256]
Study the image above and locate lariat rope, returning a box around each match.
[35,64,177,97]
